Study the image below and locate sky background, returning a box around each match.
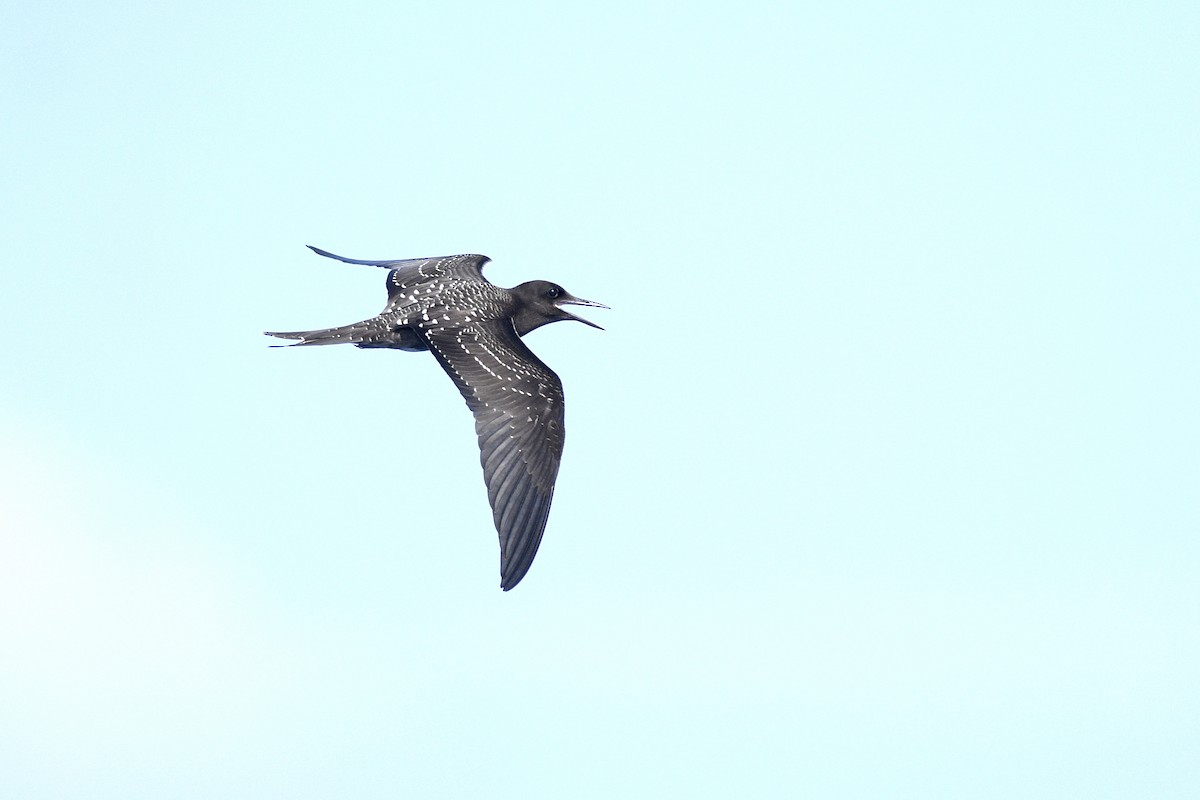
[2,1,1198,798]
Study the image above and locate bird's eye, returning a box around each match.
[547,287,561,299]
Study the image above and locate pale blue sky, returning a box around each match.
[2,2,1197,798]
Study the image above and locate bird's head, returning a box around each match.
[511,280,609,336]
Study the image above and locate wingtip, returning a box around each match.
[500,573,525,591]
[308,244,351,262]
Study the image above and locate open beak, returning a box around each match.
[557,294,609,330]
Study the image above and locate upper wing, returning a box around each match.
[421,320,566,590]
[306,246,491,309]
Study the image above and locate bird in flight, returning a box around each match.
[266,246,607,590]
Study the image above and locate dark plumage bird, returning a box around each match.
[265,246,607,590]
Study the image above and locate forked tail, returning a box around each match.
[263,318,385,347]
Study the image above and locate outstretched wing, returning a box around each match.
[306,246,491,310]
[422,320,565,590]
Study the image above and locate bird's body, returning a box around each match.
[266,246,606,590]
